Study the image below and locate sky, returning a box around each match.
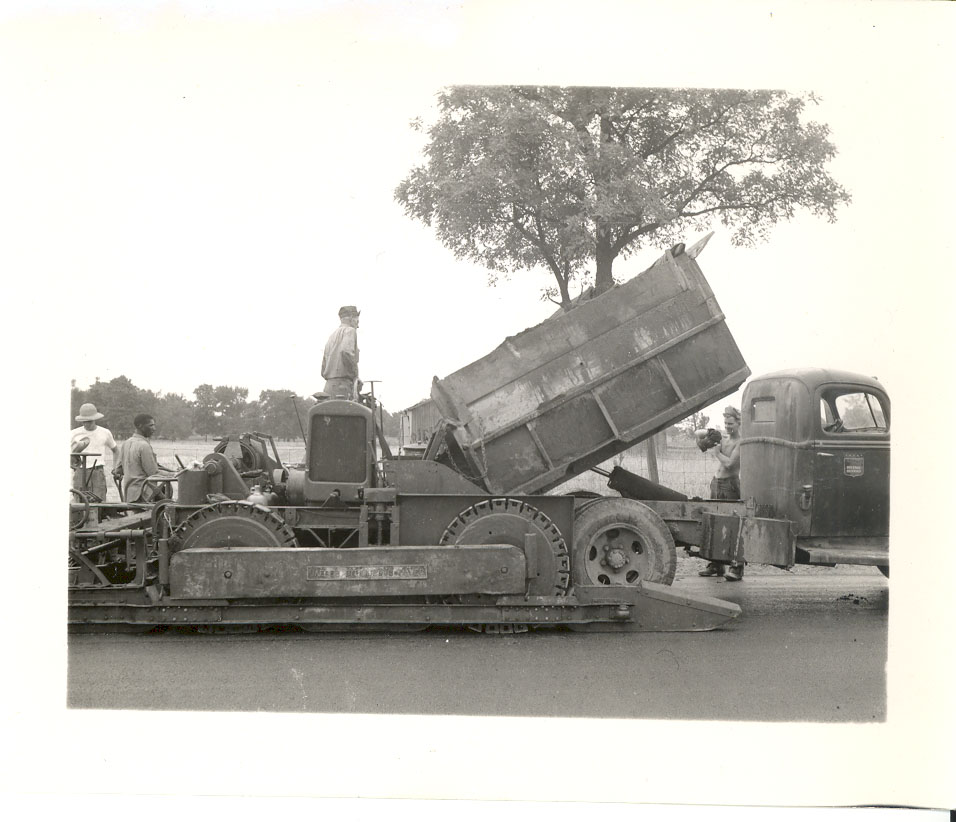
[3,0,955,811]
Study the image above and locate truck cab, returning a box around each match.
[741,368,890,569]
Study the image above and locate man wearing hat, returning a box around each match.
[321,305,360,400]
[699,405,745,581]
[70,403,120,501]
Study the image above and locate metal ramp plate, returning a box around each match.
[569,582,740,632]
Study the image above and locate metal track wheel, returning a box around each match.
[441,498,570,595]
[440,498,569,633]
[173,501,297,550]
[572,498,676,587]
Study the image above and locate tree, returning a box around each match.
[155,393,194,439]
[676,411,711,438]
[215,385,249,434]
[192,384,219,438]
[396,87,850,308]
[71,380,85,427]
[81,376,154,438]
[71,376,200,439]
[379,407,400,439]
[191,384,249,438]
[257,390,310,439]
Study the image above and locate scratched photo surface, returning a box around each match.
[7,0,953,812]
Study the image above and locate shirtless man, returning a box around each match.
[699,405,744,581]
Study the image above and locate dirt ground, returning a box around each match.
[674,551,881,582]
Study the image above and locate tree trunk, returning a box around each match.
[593,114,617,296]
[594,233,615,295]
[557,275,572,310]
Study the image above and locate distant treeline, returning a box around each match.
[70,375,401,440]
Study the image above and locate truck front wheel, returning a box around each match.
[572,498,677,587]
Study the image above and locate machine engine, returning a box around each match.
[285,398,376,505]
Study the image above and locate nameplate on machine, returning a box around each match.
[306,565,428,581]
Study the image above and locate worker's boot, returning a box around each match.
[724,563,745,581]
[698,561,725,577]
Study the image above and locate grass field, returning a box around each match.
[84,435,715,504]
[150,438,309,468]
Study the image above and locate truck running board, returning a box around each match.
[796,545,889,567]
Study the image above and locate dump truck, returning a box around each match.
[416,236,890,585]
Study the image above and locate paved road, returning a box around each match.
[67,568,887,721]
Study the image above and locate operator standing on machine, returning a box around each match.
[321,305,360,400]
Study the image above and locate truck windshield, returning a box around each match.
[820,390,888,434]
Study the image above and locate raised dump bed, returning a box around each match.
[430,239,750,495]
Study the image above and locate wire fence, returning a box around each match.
[551,442,715,499]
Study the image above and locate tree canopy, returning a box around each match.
[396,87,850,308]
[71,378,401,440]
[73,376,156,438]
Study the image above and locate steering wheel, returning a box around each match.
[70,488,90,530]
[824,419,844,433]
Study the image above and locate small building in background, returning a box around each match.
[398,398,441,455]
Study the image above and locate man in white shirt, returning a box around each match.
[70,403,120,501]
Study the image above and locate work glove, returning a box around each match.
[695,428,723,452]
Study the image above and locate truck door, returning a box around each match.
[811,387,890,537]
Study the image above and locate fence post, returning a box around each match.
[646,435,660,484]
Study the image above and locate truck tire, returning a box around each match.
[572,498,676,587]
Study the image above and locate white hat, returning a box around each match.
[75,402,104,422]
